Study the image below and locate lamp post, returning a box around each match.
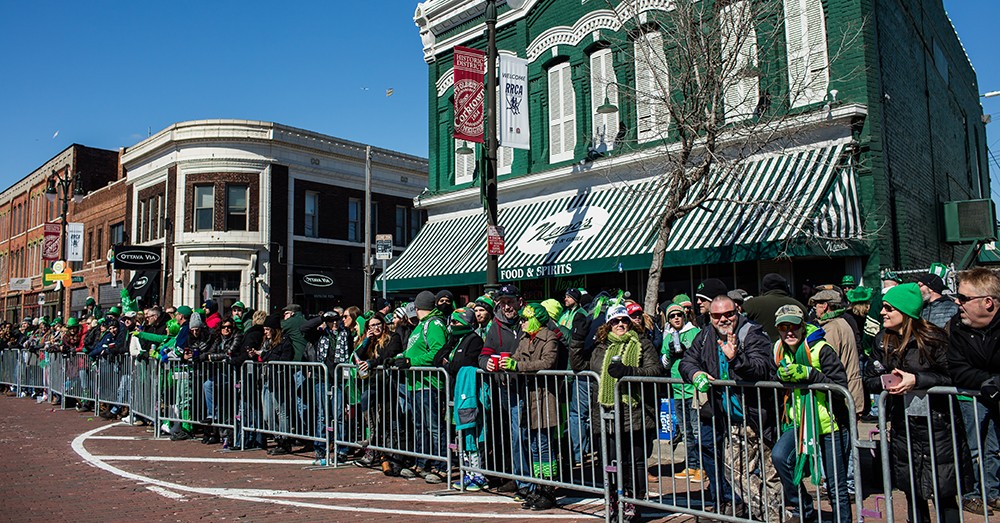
[45,169,84,319]
[483,0,499,292]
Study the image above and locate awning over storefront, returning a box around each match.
[380,140,864,291]
[295,269,342,299]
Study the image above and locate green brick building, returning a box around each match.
[382,0,990,303]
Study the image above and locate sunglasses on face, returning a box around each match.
[608,317,631,327]
[710,310,737,320]
[881,303,897,313]
[668,313,684,319]
[776,323,800,332]
[221,325,234,330]
[369,323,384,329]
[953,293,992,305]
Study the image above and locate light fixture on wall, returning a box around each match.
[456,140,474,155]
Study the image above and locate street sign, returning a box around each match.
[71,276,84,283]
[37,294,45,305]
[487,225,505,256]
[375,234,393,260]
[9,278,30,291]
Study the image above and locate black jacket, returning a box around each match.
[743,289,807,343]
[260,336,294,363]
[947,312,1000,392]
[435,331,484,377]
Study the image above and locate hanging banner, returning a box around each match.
[453,46,485,144]
[43,223,61,261]
[499,55,530,150]
[66,222,84,262]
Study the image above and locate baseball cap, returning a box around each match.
[497,284,520,298]
[606,305,629,322]
[775,304,805,325]
[625,302,643,316]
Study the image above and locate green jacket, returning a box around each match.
[773,324,846,435]
[403,310,447,390]
[663,323,700,400]
[281,312,307,362]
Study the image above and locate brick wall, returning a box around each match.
[182,173,260,233]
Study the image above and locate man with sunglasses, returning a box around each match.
[947,268,1000,512]
[679,295,778,520]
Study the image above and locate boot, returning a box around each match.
[529,486,557,511]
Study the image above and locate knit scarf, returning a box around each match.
[598,330,642,407]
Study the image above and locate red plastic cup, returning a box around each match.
[490,354,501,371]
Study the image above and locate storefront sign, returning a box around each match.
[43,223,61,261]
[453,46,485,144]
[66,222,84,262]
[487,226,505,256]
[515,205,609,256]
[8,278,30,291]
[499,55,530,150]
[113,245,162,269]
[500,262,573,281]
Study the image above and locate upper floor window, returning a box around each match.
[347,198,362,242]
[304,191,319,238]
[394,206,407,246]
[548,61,576,163]
[635,31,669,143]
[455,140,475,185]
[590,48,619,153]
[226,184,248,231]
[784,0,829,107]
[409,208,425,242]
[109,222,125,246]
[721,0,760,122]
[194,185,214,232]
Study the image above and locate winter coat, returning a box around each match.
[260,336,294,363]
[510,327,560,430]
[435,331,484,378]
[403,310,447,390]
[947,312,1000,392]
[815,313,866,414]
[743,289,807,343]
[922,297,958,329]
[281,312,307,362]
[478,317,520,367]
[863,329,971,498]
[573,333,663,432]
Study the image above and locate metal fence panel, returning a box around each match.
[62,353,95,403]
[95,355,131,409]
[20,350,46,390]
[47,352,66,401]
[0,349,19,387]
[129,357,157,423]
[240,361,329,450]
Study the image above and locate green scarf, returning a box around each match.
[598,330,642,407]
[783,339,824,487]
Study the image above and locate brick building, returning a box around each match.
[120,120,428,314]
[66,176,129,317]
[381,0,990,302]
[0,145,120,322]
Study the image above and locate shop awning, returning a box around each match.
[295,269,342,299]
[379,140,864,292]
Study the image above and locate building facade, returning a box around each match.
[384,0,990,303]
[120,120,428,314]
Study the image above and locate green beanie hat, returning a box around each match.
[846,286,873,304]
[841,275,857,287]
[540,299,563,321]
[673,294,693,307]
[666,302,685,316]
[176,306,192,317]
[883,283,923,319]
[519,302,549,334]
[474,295,495,310]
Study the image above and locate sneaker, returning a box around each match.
[170,431,192,441]
[989,498,1000,511]
[399,467,417,479]
[962,498,994,515]
[312,458,328,466]
[622,501,638,522]
[453,475,485,492]
[121,414,135,425]
[674,468,705,482]
[160,422,171,433]
[422,469,444,484]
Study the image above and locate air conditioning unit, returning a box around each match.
[942,199,997,243]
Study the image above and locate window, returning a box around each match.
[409,208,425,242]
[721,0,760,122]
[148,196,158,240]
[226,184,248,231]
[96,228,103,261]
[87,231,93,263]
[194,185,214,231]
[455,140,475,185]
[109,222,124,246]
[138,200,146,242]
[635,31,669,143]
[304,191,319,238]
[784,0,829,107]
[347,198,361,242]
[394,206,407,246]
[590,48,619,153]
[547,61,576,163]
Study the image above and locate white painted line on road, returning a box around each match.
[146,485,187,501]
[88,436,143,440]
[98,455,312,465]
[73,424,596,519]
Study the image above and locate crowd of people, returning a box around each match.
[2,265,999,523]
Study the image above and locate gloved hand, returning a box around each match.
[982,376,1000,402]
[607,360,632,379]
[392,357,411,370]
[693,372,712,393]
[778,363,812,383]
[501,358,518,371]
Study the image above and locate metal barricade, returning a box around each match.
[129,356,158,424]
[876,387,995,523]
[240,361,328,455]
[0,349,19,389]
[159,359,235,435]
[47,352,67,404]
[62,352,95,404]
[331,364,452,478]
[95,354,132,411]
[613,377,866,523]
[20,349,46,391]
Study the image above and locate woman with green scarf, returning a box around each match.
[571,304,663,523]
[770,304,852,523]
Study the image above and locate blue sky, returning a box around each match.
[0,1,996,189]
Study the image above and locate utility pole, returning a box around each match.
[484,0,499,292]
[363,146,373,309]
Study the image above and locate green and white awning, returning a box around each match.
[379,140,863,291]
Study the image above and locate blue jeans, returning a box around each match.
[502,387,531,489]
[409,387,445,471]
[678,398,701,470]
[203,379,215,419]
[568,376,592,462]
[772,428,851,523]
[700,421,737,504]
[961,399,1000,500]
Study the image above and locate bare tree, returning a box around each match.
[588,0,865,311]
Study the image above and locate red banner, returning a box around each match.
[43,222,61,261]
[453,46,485,143]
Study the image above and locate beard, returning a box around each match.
[714,322,734,336]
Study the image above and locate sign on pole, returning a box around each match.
[500,55,530,150]
[453,46,486,144]
[66,223,84,261]
[43,223,61,261]
[375,234,393,260]
[487,225,505,256]
[9,278,30,291]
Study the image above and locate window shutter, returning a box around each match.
[454,140,474,184]
[785,0,828,107]
[634,32,668,143]
[590,48,619,152]
[721,0,760,122]
[548,62,576,163]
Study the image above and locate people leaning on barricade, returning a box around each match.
[353,312,402,469]
[770,304,853,523]
[253,312,295,455]
[863,283,971,523]
[570,303,663,523]
[946,267,1000,514]
[437,307,486,490]
[659,300,702,483]
[679,294,779,521]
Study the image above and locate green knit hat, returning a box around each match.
[519,302,549,334]
[846,286,873,304]
[673,294,693,307]
[474,295,495,310]
[176,305,193,317]
[540,299,563,321]
[883,283,923,319]
[665,302,685,316]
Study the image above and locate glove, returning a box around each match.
[502,358,518,371]
[982,376,1000,402]
[778,363,812,383]
[693,372,712,393]
[392,357,411,370]
[607,360,632,379]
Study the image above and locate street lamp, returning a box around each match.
[482,0,500,292]
[44,169,85,319]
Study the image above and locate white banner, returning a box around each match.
[66,222,85,261]
[9,278,30,292]
[499,55,530,150]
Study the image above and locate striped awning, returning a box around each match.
[379,140,864,291]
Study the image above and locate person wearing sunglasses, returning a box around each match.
[660,301,704,483]
[947,268,1000,514]
[862,282,967,523]
[678,295,777,521]
[770,304,852,523]
[571,304,662,522]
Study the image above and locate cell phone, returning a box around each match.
[881,373,901,389]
